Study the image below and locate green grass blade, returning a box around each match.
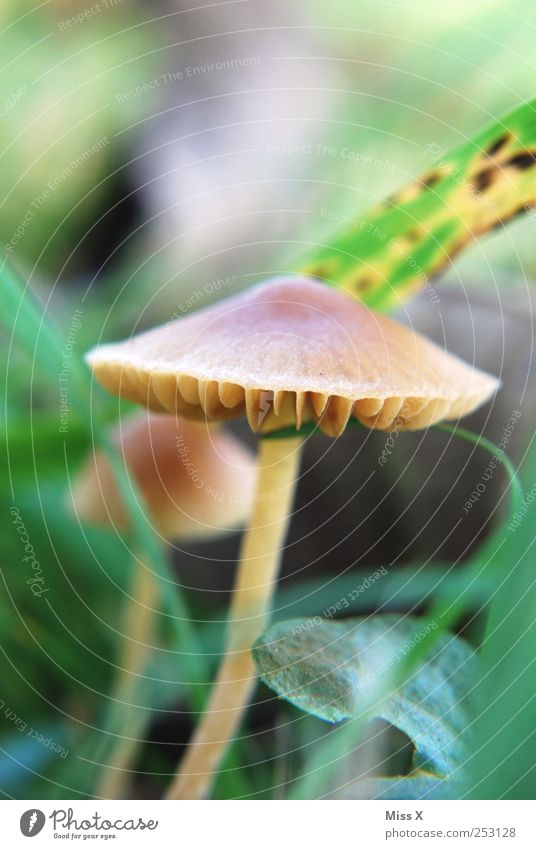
[1,257,91,420]
[466,436,536,799]
[299,99,536,309]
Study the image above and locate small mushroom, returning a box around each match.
[70,411,256,798]
[86,276,499,799]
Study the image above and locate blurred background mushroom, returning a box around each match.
[71,413,256,541]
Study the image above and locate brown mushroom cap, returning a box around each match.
[70,413,257,540]
[87,277,499,437]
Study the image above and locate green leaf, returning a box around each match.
[253,614,477,780]
[299,99,536,309]
[342,772,454,801]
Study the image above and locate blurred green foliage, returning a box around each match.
[0,0,154,273]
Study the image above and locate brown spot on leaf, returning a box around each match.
[387,171,442,206]
[421,170,442,189]
[305,262,337,282]
[512,201,532,217]
[506,150,536,170]
[472,166,498,193]
[349,274,378,293]
[405,227,422,243]
[485,134,511,157]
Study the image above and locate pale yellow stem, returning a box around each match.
[98,556,158,799]
[166,436,303,800]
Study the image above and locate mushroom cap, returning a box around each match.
[70,413,257,540]
[87,277,499,437]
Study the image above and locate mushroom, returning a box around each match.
[86,276,499,799]
[72,411,256,540]
[70,411,256,798]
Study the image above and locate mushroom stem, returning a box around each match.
[166,435,303,800]
[98,555,158,799]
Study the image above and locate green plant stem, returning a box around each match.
[165,436,303,800]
